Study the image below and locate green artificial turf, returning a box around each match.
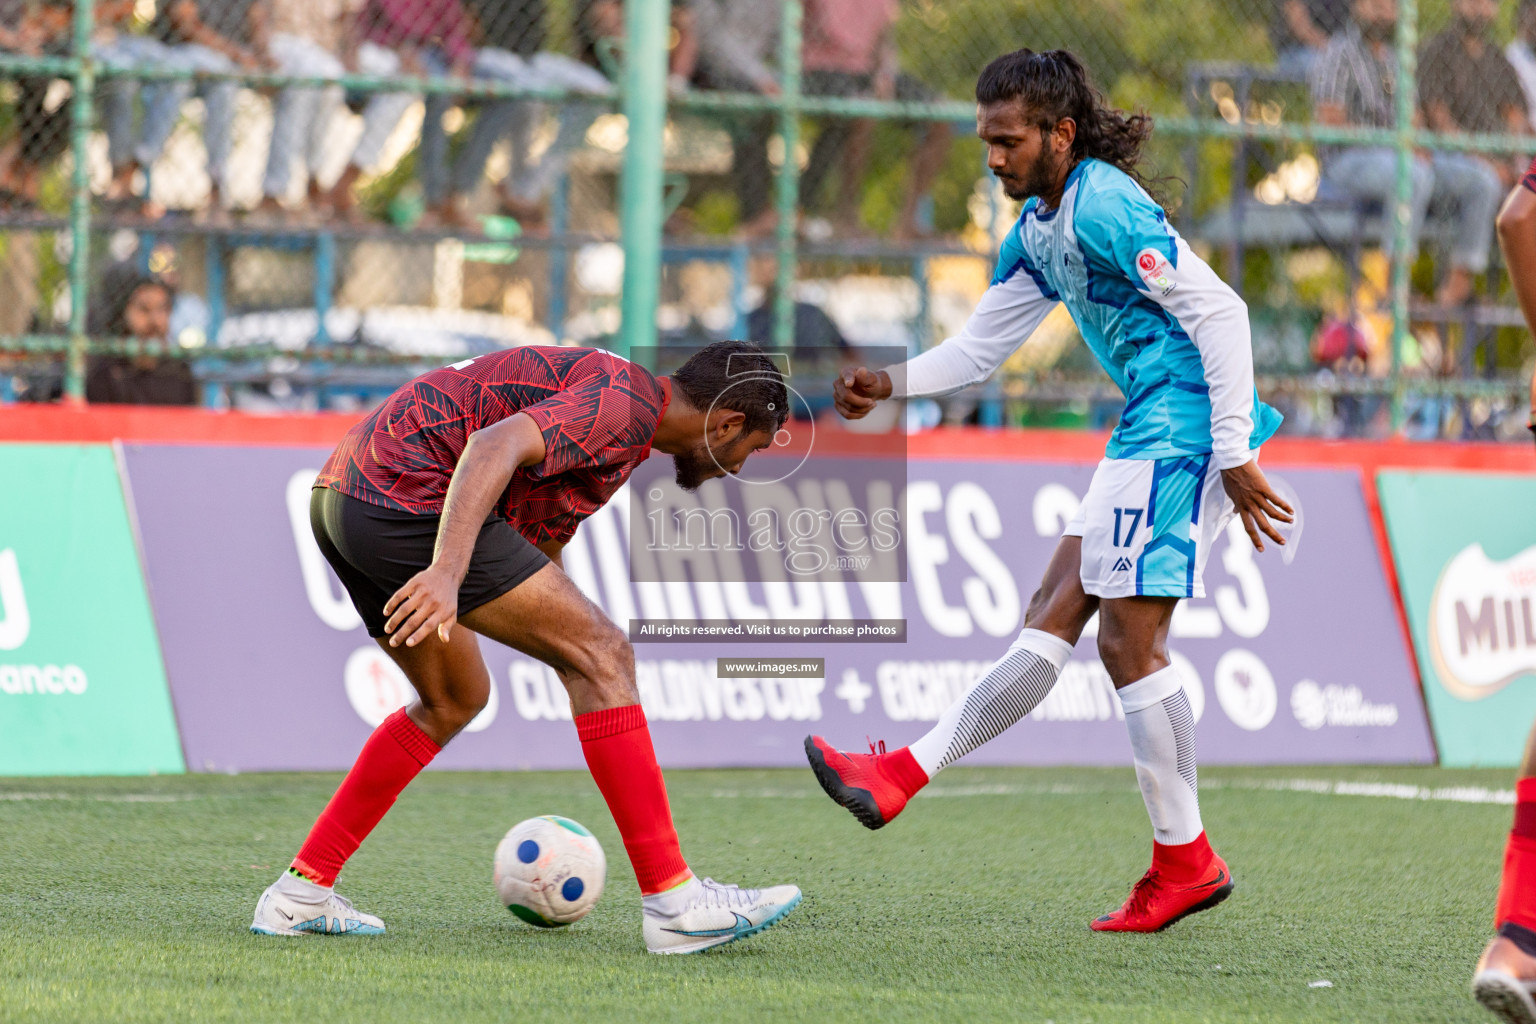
[0,764,1516,1023]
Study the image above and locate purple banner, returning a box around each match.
[121,444,1434,772]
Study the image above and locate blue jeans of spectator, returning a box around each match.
[1429,151,1502,274]
[263,33,345,199]
[138,43,239,190]
[347,43,450,177]
[444,50,611,205]
[1321,146,1433,258]
[95,36,184,171]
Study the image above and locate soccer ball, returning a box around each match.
[494,815,606,927]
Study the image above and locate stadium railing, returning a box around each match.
[0,0,1532,439]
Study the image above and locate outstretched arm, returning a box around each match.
[835,258,1058,417]
[383,413,547,647]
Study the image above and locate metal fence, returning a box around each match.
[1,0,1533,437]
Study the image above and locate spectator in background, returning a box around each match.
[690,0,782,238]
[423,0,614,231]
[140,0,270,222]
[1507,0,1536,130]
[84,264,196,406]
[92,0,187,218]
[1312,0,1434,280]
[255,0,355,222]
[323,0,476,222]
[574,1,695,95]
[798,0,951,241]
[1418,0,1525,309]
[0,0,71,214]
[1271,0,1353,76]
[747,294,851,360]
[524,0,695,229]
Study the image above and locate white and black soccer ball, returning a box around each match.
[494,815,606,927]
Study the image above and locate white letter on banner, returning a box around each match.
[906,483,971,637]
[1171,600,1223,639]
[1214,519,1270,638]
[1032,483,1082,537]
[287,470,363,632]
[0,548,31,651]
[587,496,638,624]
[946,483,1020,637]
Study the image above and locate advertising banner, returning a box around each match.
[122,443,1433,772]
[1379,471,1536,766]
[0,444,184,774]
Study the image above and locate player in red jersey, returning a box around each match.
[250,341,803,954]
[1471,159,1536,1021]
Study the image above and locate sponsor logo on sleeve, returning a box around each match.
[1135,248,1177,296]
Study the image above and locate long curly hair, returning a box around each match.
[976,48,1162,202]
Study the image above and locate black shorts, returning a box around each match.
[309,487,548,638]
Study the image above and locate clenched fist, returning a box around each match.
[833,366,893,420]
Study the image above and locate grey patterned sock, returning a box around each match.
[1121,667,1203,845]
[908,628,1074,777]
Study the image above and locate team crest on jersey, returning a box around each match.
[1135,248,1176,296]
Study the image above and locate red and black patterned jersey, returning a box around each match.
[1523,155,1536,195]
[316,346,670,545]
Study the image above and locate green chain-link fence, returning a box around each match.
[0,0,1532,436]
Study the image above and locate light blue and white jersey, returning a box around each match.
[889,158,1281,468]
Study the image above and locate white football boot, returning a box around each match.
[250,876,386,936]
[642,876,801,954]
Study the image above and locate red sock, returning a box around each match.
[1152,831,1215,882]
[576,704,690,894]
[886,746,931,797]
[1496,778,1536,931]
[290,708,440,887]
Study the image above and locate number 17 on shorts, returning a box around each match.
[1063,454,1237,601]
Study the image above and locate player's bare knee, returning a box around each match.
[1096,629,1135,685]
[586,623,637,701]
[557,621,636,704]
[1024,585,1095,642]
[419,682,489,731]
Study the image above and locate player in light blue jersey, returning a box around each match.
[805,48,1294,934]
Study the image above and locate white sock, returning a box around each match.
[640,873,698,916]
[1119,664,1203,846]
[908,628,1074,778]
[274,869,333,903]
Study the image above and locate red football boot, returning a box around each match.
[804,736,929,830]
[1090,833,1234,933]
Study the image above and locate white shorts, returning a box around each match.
[1063,452,1245,600]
